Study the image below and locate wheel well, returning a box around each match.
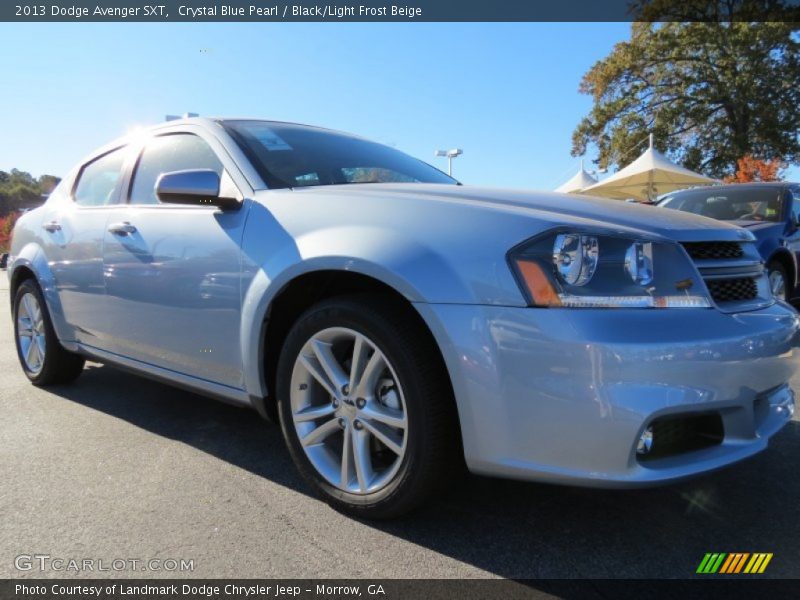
[9,265,36,303]
[260,270,456,424]
[768,251,796,295]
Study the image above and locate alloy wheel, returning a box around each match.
[290,327,408,495]
[17,292,46,374]
[769,270,787,301]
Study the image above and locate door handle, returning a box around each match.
[42,221,61,232]
[107,221,137,236]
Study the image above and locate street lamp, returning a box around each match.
[435,148,463,177]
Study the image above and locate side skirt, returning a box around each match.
[75,343,255,409]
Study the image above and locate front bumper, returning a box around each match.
[416,301,799,487]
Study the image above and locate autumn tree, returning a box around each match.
[571,1,800,179]
[0,212,21,253]
[724,155,785,182]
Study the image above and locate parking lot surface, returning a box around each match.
[1,276,799,580]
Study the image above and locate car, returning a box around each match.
[0,252,8,269]
[7,118,799,518]
[658,182,800,302]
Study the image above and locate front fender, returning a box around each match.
[239,252,460,399]
[763,242,798,287]
[237,202,526,399]
[8,243,77,350]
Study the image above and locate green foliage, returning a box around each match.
[572,9,800,178]
[0,169,61,216]
[38,174,61,195]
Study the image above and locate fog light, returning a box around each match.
[637,426,654,455]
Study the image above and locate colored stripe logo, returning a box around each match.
[697,553,773,574]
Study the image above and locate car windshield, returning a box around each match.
[222,120,457,190]
[659,187,784,222]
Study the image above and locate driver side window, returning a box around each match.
[130,134,223,205]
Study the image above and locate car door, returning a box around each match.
[99,131,250,388]
[39,145,130,344]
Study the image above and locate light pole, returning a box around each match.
[435,148,463,177]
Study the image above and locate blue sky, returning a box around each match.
[0,23,795,188]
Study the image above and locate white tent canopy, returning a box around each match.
[582,134,717,201]
[554,161,598,194]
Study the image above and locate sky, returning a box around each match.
[0,22,796,188]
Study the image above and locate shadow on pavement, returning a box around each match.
[52,363,800,579]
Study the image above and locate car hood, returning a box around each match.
[287,183,752,243]
[733,220,782,231]
[731,219,786,240]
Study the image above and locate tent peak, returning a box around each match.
[554,162,598,195]
[582,138,717,201]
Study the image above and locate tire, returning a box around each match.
[767,261,789,302]
[276,294,459,519]
[13,278,85,386]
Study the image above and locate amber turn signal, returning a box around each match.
[515,260,562,307]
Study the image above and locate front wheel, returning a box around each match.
[767,262,789,302]
[13,279,85,386]
[276,295,459,519]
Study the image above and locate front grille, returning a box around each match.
[682,241,744,261]
[681,239,768,309]
[706,277,758,303]
[639,413,724,461]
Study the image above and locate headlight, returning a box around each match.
[552,233,598,286]
[509,229,711,308]
[624,242,654,286]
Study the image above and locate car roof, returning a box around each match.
[659,181,800,201]
[152,116,353,136]
[669,182,796,196]
[85,117,362,161]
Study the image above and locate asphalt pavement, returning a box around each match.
[1,275,799,581]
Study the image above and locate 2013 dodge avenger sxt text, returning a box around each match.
[8,118,798,517]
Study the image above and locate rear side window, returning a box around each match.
[130,134,223,205]
[73,148,127,206]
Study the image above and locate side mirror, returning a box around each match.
[155,169,240,210]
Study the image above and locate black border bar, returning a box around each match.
[2,579,798,600]
[2,0,800,22]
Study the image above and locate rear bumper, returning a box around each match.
[416,301,799,487]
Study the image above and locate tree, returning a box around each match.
[37,174,61,195]
[0,212,21,253]
[8,168,37,188]
[724,155,785,182]
[0,169,61,216]
[571,4,800,178]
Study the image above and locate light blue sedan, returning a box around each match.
[8,118,798,517]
